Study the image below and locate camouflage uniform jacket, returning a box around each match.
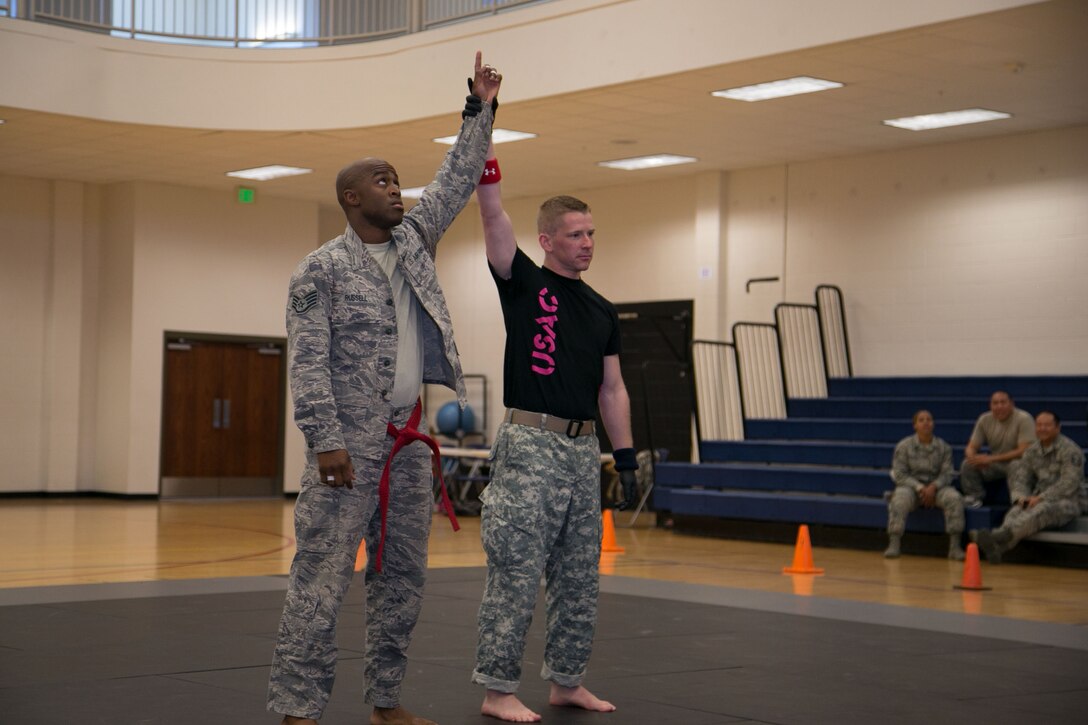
[286,107,492,461]
[1008,434,1087,506]
[890,434,953,492]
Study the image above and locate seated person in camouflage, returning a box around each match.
[960,391,1035,508]
[972,411,1087,564]
[885,410,965,560]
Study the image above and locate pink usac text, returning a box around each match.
[531,287,558,375]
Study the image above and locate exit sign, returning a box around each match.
[236,187,256,204]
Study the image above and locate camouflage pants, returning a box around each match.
[886,486,964,535]
[268,413,433,718]
[998,497,1080,547]
[472,422,602,693]
[959,460,1016,500]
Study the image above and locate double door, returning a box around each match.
[160,336,285,497]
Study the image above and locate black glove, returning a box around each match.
[462,94,483,120]
[467,78,498,120]
[617,470,638,511]
[612,448,639,510]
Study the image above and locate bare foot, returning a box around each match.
[370,705,436,725]
[481,690,542,722]
[281,717,318,725]
[549,684,615,712]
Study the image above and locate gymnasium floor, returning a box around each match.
[1,498,1086,723]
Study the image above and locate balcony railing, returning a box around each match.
[3,0,547,47]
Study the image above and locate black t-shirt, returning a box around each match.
[490,248,621,421]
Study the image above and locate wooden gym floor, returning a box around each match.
[1,496,1085,625]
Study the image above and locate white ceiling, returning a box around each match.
[1,0,1086,206]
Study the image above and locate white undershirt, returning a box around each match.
[364,241,424,407]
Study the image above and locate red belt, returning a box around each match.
[375,399,459,572]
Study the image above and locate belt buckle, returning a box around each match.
[565,419,583,438]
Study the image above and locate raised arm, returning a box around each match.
[407,52,501,255]
[478,139,517,279]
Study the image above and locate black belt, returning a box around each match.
[504,408,596,438]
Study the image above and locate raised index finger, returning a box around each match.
[475,50,482,75]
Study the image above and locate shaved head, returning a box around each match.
[336,158,385,211]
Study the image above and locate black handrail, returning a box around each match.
[816,284,853,378]
[774,302,828,399]
[731,321,788,420]
[690,340,745,445]
[690,284,853,451]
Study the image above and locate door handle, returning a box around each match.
[212,398,222,429]
[222,399,231,429]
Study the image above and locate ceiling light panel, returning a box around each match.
[226,165,312,181]
[712,76,843,102]
[597,154,697,171]
[882,108,1012,131]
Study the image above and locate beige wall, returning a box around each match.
[725,124,1088,375]
[0,176,52,492]
[1,178,321,494]
[95,184,135,494]
[2,122,1086,493]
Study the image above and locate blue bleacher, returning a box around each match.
[744,418,1087,447]
[654,487,999,533]
[787,396,1086,423]
[828,376,1087,399]
[656,375,1088,544]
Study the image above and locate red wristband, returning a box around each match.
[479,158,501,185]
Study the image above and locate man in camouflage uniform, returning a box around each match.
[972,411,1087,564]
[469,139,639,722]
[960,390,1035,508]
[267,54,501,725]
[885,410,965,560]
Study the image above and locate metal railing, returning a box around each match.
[775,302,827,399]
[732,322,788,420]
[691,284,853,448]
[9,0,547,47]
[691,340,744,442]
[816,284,852,378]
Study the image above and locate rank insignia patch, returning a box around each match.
[290,290,319,314]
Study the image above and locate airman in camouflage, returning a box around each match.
[885,410,965,560]
[973,411,1086,563]
[268,53,501,725]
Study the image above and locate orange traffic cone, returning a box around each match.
[601,509,625,554]
[782,524,824,575]
[354,538,367,572]
[953,543,991,591]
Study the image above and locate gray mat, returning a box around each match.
[1,568,1086,724]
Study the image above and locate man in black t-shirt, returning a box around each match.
[468,141,639,723]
